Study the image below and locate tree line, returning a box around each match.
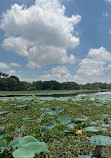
[0,71,111,91]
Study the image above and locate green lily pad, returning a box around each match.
[16,136,39,148]
[0,139,7,153]
[0,130,10,139]
[91,135,111,146]
[22,118,34,122]
[84,126,101,132]
[64,130,70,133]
[37,113,46,122]
[15,125,25,132]
[40,108,64,116]
[12,142,48,158]
[0,111,8,114]
[90,121,97,125]
[79,155,91,158]
[102,124,110,128]
[58,116,71,124]
[17,105,29,108]
[8,137,23,149]
[40,123,57,133]
[68,123,76,129]
[73,118,86,123]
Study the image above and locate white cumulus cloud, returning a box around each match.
[73,47,111,83]
[0,62,22,69]
[0,62,9,69]
[9,63,22,67]
[105,0,111,3]
[38,66,74,82]
[8,70,16,75]
[0,0,81,68]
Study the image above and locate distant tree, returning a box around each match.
[95,82,107,89]
[5,76,21,91]
[83,83,100,90]
[61,82,80,90]
[20,81,32,91]
[32,81,43,90]
[107,83,111,89]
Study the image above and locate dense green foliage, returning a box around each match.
[0,93,111,157]
[0,71,111,91]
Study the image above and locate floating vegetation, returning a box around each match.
[91,135,111,146]
[0,91,111,157]
[83,126,102,132]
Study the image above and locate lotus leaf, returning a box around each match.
[12,142,48,158]
[15,125,25,132]
[0,130,10,139]
[84,126,101,132]
[68,123,76,129]
[40,123,57,133]
[40,108,64,116]
[22,118,34,122]
[102,124,110,128]
[8,137,23,149]
[58,116,71,124]
[64,130,70,133]
[90,121,97,125]
[91,135,111,146]
[79,155,91,158]
[16,136,39,148]
[73,118,86,123]
[37,113,46,122]
[0,111,8,114]
[0,139,7,153]
[17,105,29,108]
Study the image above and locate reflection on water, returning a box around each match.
[96,91,111,95]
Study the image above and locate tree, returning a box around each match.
[61,82,80,90]
[83,83,100,90]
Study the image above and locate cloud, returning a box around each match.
[8,70,16,75]
[73,47,111,83]
[38,66,74,82]
[105,64,111,70]
[9,63,22,67]
[0,62,22,69]
[0,0,81,68]
[87,47,111,62]
[105,0,111,3]
[27,46,75,68]
[0,62,9,69]
[2,37,29,56]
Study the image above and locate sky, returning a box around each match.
[0,0,111,84]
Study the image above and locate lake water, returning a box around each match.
[0,91,111,102]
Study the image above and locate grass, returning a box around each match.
[0,92,111,157]
[0,89,104,95]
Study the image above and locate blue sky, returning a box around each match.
[0,0,111,84]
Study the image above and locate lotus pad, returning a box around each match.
[68,123,76,129]
[79,155,91,158]
[17,105,29,108]
[12,142,48,158]
[16,136,39,148]
[91,135,111,146]
[15,125,25,132]
[58,116,71,124]
[73,118,86,123]
[0,139,7,153]
[0,130,10,139]
[22,117,34,122]
[40,123,57,133]
[0,111,8,114]
[8,137,23,149]
[84,126,101,132]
